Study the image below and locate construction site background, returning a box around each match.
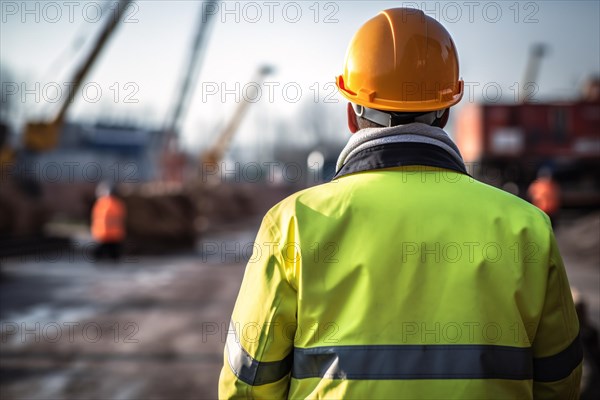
[1,1,599,399]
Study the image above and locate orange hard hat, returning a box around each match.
[336,8,464,112]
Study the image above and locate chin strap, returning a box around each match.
[352,103,445,127]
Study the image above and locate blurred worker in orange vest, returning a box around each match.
[92,182,126,262]
[528,167,561,225]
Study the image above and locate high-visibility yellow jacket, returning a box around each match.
[219,144,582,399]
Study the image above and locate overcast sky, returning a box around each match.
[1,0,599,151]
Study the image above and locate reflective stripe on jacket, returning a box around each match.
[219,143,582,399]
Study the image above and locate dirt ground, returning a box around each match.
[556,211,600,327]
[0,212,598,400]
[0,223,255,400]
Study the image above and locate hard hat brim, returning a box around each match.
[336,75,464,112]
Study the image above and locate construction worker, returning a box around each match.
[528,167,561,225]
[219,8,582,399]
[91,182,126,262]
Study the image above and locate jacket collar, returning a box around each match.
[333,142,469,179]
[333,123,469,180]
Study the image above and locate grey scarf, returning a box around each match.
[336,123,466,173]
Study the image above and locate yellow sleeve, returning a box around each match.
[532,230,583,399]
[219,212,297,399]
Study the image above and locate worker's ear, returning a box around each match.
[347,103,359,133]
[437,109,450,129]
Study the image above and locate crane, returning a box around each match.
[163,0,218,139]
[521,43,547,103]
[159,0,218,182]
[200,65,273,171]
[23,0,133,152]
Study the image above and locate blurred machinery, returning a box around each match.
[160,0,218,183]
[0,0,133,246]
[117,0,217,252]
[455,44,600,208]
[111,0,274,252]
[1,0,280,254]
[123,65,274,252]
[23,0,133,152]
[200,65,273,171]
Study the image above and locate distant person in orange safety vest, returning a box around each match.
[528,167,561,225]
[92,183,126,262]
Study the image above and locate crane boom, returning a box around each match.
[24,0,133,151]
[200,66,273,169]
[159,0,218,182]
[164,0,218,138]
[521,43,547,103]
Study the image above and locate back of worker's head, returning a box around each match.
[537,166,554,179]
[336,8,464,132]
[96,181,114,198]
